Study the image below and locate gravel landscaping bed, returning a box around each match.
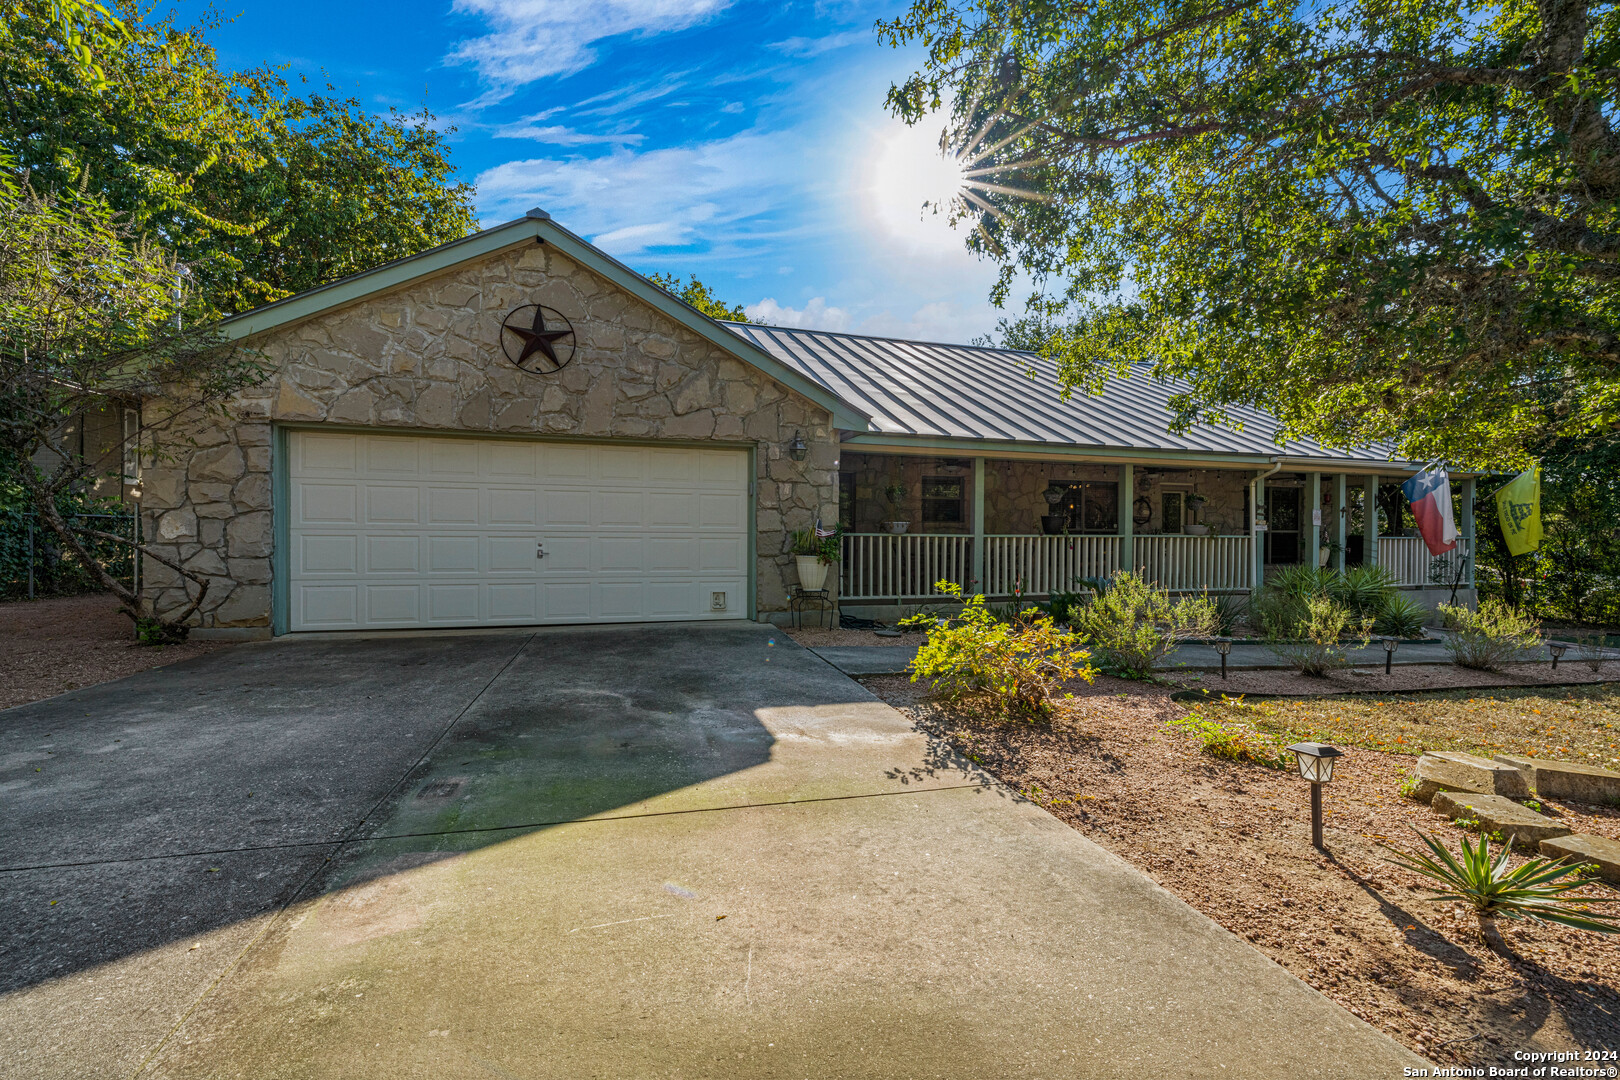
[1166,660,1620,697]
[863,672,1620,1067]
[0,594,230,711]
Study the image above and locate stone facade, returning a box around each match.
[136,242,837,633]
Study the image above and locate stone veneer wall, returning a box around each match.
[136,241,837,633]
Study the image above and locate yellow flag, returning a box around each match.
[1495,468,1542,556]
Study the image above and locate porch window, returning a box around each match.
[838,473,856,529]
[921,477,964,524]
[1060,481,1118,533]
[1162,491,1184,534]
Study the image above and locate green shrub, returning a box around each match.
[908,580,1094,718]
[1070,571,1219,678]
[1382,827,1620,952]
[1439,599,1542,671]
[1265,594,1372,676]
[1208,591,1247,636]
[1373,594,1430,638]
[789,526,840,564]
[1041,590,1089,626]
[1332,565,1400,621]
[1167,709,1291,769]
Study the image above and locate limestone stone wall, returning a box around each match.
[136,241,836,633]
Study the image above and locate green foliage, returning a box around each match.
[646,273,752,323]
[879,0,1620,465]
[1167,709,1291,769]
[0,0,476,317]
[1440,600,1542,671]
[1382,829,1620,949]
[1398,772,1422,800]
[1373,595,1431,639]
[907,580,1094,718]
[1040,589,1089,626]
[1265,594,1372,677]
[1208,591,1245,636]
[1070,571,1219,679]
[789,526,840,565]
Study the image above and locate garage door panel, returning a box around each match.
[427,487,479,524]
[543,489,591,527]
[300,484,358,524]
[428,584,480,622]
[365,486,420,524]
[365,536,418,573]
[289,432,749,631]
[301,535,358,574]
[487,536,537,573]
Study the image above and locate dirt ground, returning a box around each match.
[863,673,1620,1066]
[0,594,229,710]
[1172,660,1620,697]
[782,627,919,647]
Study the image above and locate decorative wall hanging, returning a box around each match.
[500,304,577,373]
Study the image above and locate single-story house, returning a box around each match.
[125,210,1476,638]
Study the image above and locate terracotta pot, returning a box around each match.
[795,555,829,592]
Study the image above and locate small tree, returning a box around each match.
[0,179,265,639]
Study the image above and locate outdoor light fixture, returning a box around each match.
[1381,635,1398,675]
[1214,637,1233,680]
[787,431,808,462]
[1550,641,1568,671]
[1287,742,1344,850]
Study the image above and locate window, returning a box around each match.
[921,477,964,524]
[1162,491,1184,534]
[1060,482,1118,533]
[839,473,856,530]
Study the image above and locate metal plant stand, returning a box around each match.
[790,588,834,629]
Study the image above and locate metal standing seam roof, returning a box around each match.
[722,321,1410,469]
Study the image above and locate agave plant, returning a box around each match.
[1382,828,1620,953]
[1372,594,1430,638]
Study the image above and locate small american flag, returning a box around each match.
[814,519,836,538]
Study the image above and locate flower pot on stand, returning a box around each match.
[885,521,909,534]
[795,555,829,592]
[1041,514,1065,536]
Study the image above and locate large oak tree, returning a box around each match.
[881,0,1620,466]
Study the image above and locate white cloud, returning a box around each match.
[746,296,851,331]
[473,130,803,254]
[766,29,871,58]
[493,123,646,146]
[449,0,730,86]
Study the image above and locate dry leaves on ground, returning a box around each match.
[863,672,1620,1067]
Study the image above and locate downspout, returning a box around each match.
[1252,457,1283,590]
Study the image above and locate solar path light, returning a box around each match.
[1214,638,1232,680]
[1287,742,1344,851]
[1381,635,1398,675]
[1549,641,1568,671]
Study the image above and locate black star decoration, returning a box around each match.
[503,306,573,369]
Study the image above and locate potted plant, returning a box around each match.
[882,483,909,534]
[791,527,840,591]
[1041,482,1069,535]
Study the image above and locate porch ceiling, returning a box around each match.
[724,322,1419,474]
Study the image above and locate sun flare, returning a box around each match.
[866,121,968,249]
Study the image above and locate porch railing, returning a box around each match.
[1133,535,1253,592]
[1378,536,1472,588]
[983,534,1121,596]
[840,533,973,600]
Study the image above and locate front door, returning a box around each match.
[1265,487,1301,565]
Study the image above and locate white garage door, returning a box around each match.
[286,431,750,631]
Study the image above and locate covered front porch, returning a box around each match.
[835,450,1475,604]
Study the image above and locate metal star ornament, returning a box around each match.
[500,304,577,373]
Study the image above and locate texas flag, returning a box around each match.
[1401,468,1459,556]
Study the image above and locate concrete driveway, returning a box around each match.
[1,624,1424,1078]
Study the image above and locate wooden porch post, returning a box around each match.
[971,457,986,595]
[1334,474,1348,572]
[1119,464,1134,573]
[1253,470,1268,589]
[1308,472,1322,568]
[1364,475,1380,565]
[1460,476,1476,587]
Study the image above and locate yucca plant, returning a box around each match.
[1382,828,1620,953]
[1373,594,1430,638]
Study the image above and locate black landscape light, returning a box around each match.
[1287,742,1344,851]
[1549,641,1568,671]
[787,431,808,462]
[1214,637,1232,680]
[1381,635,1398,675]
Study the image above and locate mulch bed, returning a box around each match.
[1166,660,1620,698]
[862,672,1620,1067]
[0,594,229,711]
[783,627,919,648]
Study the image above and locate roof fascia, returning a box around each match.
[840,434,1423,474]
[214,213,867,431]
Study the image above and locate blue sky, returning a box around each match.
[190,0,1008,341]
